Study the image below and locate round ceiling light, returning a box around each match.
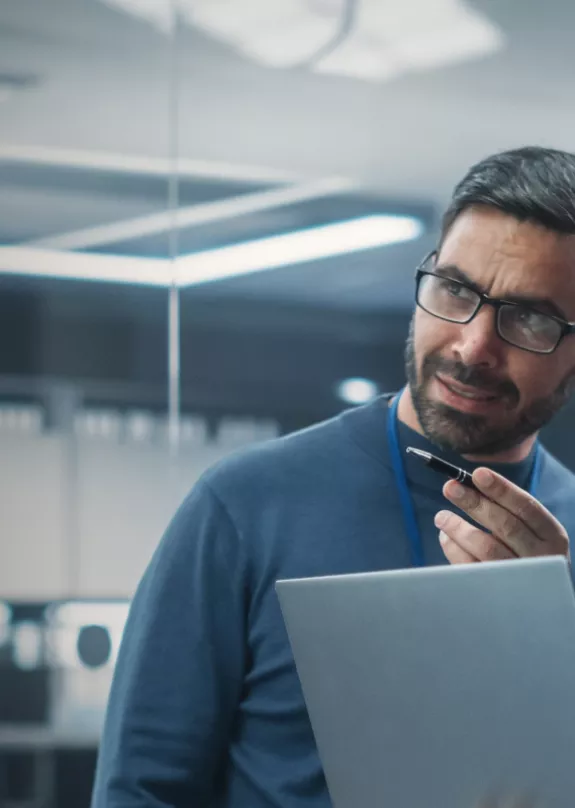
[336,377,379,405]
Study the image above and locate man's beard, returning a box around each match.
[404,319,575,456]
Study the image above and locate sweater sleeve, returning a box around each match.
[91,479,248,807]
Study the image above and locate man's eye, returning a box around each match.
[437,279,474,300]
[513,307,551,332]
[446,282,464,297]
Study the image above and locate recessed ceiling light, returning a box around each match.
[336,377,379,405]
[97,0,503,82]
[185,0,503,80]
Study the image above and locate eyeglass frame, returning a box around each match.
[414,251,575,355]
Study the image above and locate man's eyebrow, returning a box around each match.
[434,263,481,291]
[434,262,571,321]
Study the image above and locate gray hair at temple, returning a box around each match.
[441,146,575,244]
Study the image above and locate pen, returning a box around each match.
[406,446,476,489]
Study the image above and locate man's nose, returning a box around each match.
[450,306,502,368]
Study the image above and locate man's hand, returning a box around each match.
[435,467,570,564]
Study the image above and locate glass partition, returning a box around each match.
[2,1,575,804]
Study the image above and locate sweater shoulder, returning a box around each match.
[538,447,575,531]
[541,447,575,492]
[202,411,349,497]
[200,399,393,509]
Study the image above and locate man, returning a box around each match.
[91,146,575,807]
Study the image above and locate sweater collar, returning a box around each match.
[341,393,536,491]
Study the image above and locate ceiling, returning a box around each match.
[2,0,574,317]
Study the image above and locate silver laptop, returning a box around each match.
[276,557,575,808]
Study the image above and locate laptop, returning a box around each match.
[276,557,575,808]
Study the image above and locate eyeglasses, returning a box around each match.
[415,252,575,355]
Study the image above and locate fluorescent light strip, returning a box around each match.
[176,215,423,286]
[0,247,166,286]
[0,143,299,184]
[0,215,423,287]
[31,176,355,251]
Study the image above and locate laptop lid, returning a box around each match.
[277,557,575,808]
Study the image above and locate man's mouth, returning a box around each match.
[436,375,499,401]
[432,373,508,414]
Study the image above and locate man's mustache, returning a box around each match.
[422,353,519,404]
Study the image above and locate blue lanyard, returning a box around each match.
[386,391,542,568]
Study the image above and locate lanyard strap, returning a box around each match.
[386,391,542,568]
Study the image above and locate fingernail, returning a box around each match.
[438,530,448,545]
[435,511,449,528]
[474,468,494,488]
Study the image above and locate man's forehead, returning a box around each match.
[439,207,575,280]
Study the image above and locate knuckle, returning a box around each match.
[499,512,519,538]
[514,498,536,525]
[453,516,476,542]
[486,473,506,497]
[481,537,504,562]
[458,488,480,512]
[441,511,461,532]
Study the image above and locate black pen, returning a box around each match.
[406,446,476,489]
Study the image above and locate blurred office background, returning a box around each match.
[1,0,575,803]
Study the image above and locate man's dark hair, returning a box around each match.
[441,146,575,242]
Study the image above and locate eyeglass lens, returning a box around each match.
[417,273,561,353]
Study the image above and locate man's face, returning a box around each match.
[406,206,575,456]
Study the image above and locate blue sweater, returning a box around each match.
[91,396,575,807]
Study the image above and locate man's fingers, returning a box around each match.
[442,479,541,557]
[435,510,517,562]
[439,530,479,564]
[472,467,569,548]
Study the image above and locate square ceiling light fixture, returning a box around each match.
[0,214,423,286]
[100,0,504,81]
